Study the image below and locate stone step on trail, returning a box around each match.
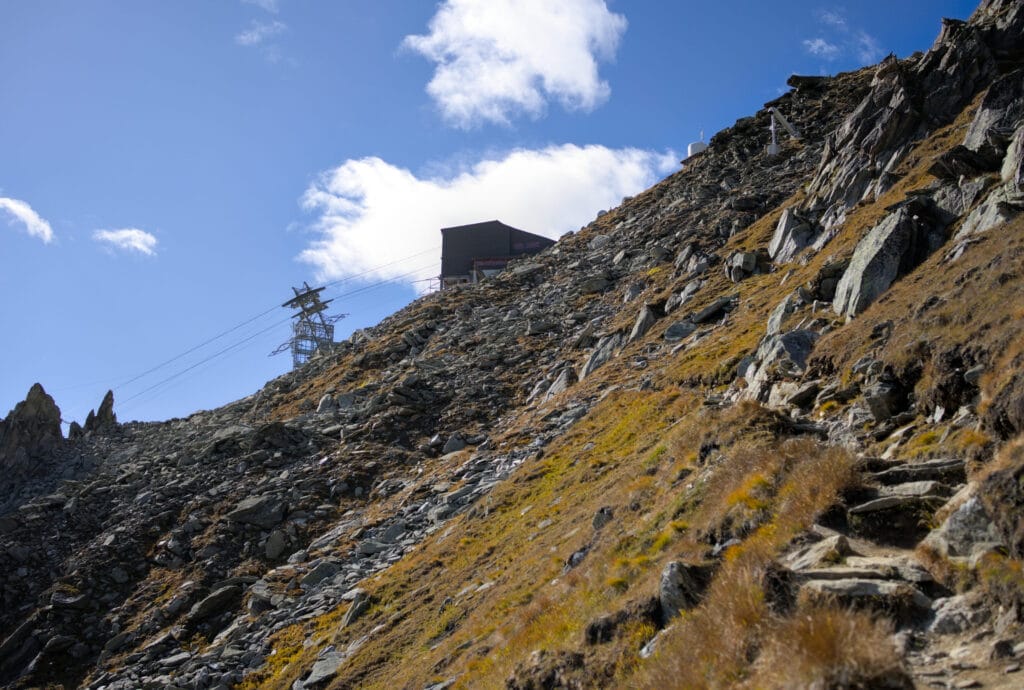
[847,494,948,548]
[868,458,966,486]
[799,578,933,626]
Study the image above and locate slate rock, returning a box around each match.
[186,586,242,624]
[627,306,658,343]
[659,561,712,621]
[265,530,287,560]
[305,650,344,686]
[769,207,815,263]
[663,321,696,343]
[833,201,946,318]
[442,434,466,454]
[0,383,63,470]
[578,333,623,380]
[226,494,286,528]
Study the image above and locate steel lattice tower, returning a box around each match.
[271,282,346,368]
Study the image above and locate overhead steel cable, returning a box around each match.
[110,247,440,394]
[117,262,438,412]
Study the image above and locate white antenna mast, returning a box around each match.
[766,107,801,156]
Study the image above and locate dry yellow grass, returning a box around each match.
[746,606,907,689]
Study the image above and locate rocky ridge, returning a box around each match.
[1,1,1024,688]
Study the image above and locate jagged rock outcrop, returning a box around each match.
[0,383,63,477]
[83,390,117,435]
[833,198,948,317]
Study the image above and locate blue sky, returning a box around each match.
[1,0,977,427]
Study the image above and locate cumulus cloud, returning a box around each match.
[242,0,279,12]
[403,0,627,127]
[819,10,847,29]
[855,31,883,63]
[235,19,287,46]
[803,38,839,59]
[93,228,158,256]
[804,9,883,65]
[0,197,54,243]
[299,144,675,291]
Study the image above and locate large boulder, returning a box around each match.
[921,489,1002,561]
[833,200,946,318]
[578,333,623,380]
[979,440,1024,558]
[226,494,286,528]
[1002,123,1024,189]
[962,68,1024,163]
[742,330,820,401]
[0,383,63,475]
[659,561,713,621]
[769,208,815,263]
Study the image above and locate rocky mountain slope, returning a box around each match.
[2,1,1024,687]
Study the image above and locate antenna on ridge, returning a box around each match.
[687,128,708,158]
[766,107,801,156]
[270,282,347,368]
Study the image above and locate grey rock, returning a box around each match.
[932,177,991,218]
[578,333,623,380]
[442,434,466,454]
[356,540,389,556]
[878,481,951,498]
[863,381,904,422]
[316,395,335,413]
[265,530,287,560]
[525,319,554,336]
[0,383,63,472]
[579,274,610,294]
[302,561,341,588]
[592,507,613,530]
[659,561,712,619]
[963,68,1024,158]
[226,494,286,528]
[627,306,658,344]
[663,321,697,343]
[305,650,344,686]
[743,329,819,401]
[1002,123,1024,188]
[833,201,946,318]
[955,182,1024,238]
[929,595,990,635]
[766,292,801,336]
[767,380,820,409]
[544,368,577,401]
[691,296,735,324]
[784,535,851,571]
[921,493,1002,559]
[84,390,118,434]
[769,207,815,263]
[186,586,241,624]
[340,590,370,628]
[800,578,932,611]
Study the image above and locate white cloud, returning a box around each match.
[299,144,675,291]
[819,10,847,29]
[235,19,287,47]
[0,197,54,243]
[242,0,279,12]
[804,10,882,65]
[803,38,839,59]
[93,228,158,256]
[855,31,883,63]
[403,0,627,127]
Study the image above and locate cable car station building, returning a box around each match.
[439,220,555,289]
